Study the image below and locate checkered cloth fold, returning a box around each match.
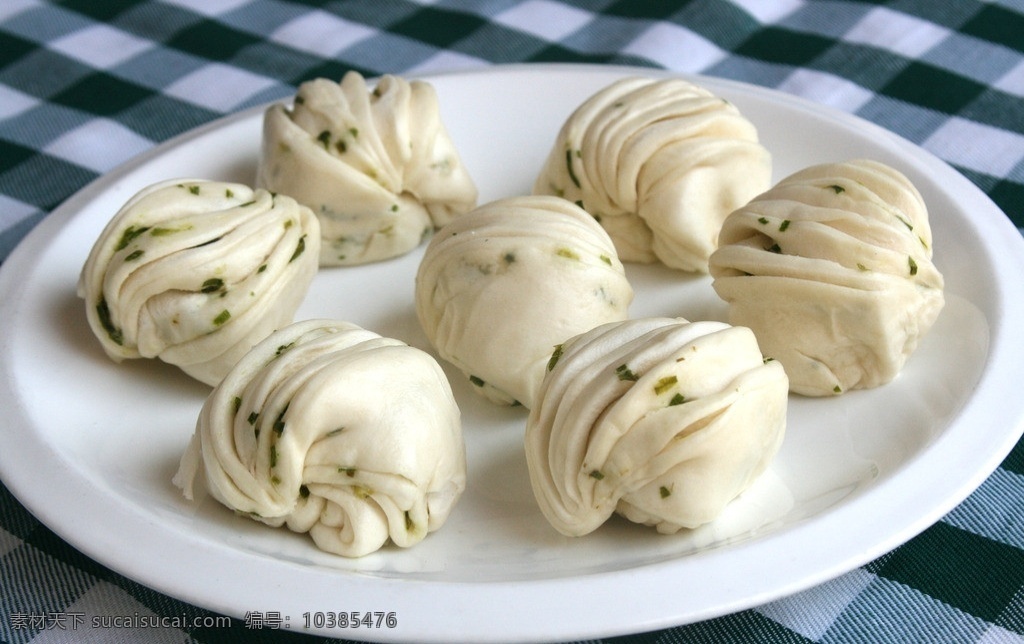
[2,1,1023,642]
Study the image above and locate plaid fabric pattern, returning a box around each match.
[2,1,1023,642]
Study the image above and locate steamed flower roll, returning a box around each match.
[708,159,945,396]
[525,317,788,537]
[77,178,320,386]
[533,76,771,272]
[174,319,466,557]
[257,71,478,266]
[415,195,633,409]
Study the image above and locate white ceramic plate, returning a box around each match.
[2,64,1023,643]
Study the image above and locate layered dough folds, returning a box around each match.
[533,76,771,272]
[257,71,477,266]
[174,319,466,557]
[709,159,945,396]
[415,195,634,409]
[77,179,320,386]
[525,317,788,537]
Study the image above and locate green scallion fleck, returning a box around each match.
[908,256,918,275]
[469,375,485,387]
[767,243,782,254]
[556,247,580,260]
[95,298,123,346]
[270,444,278,468]
[124,249,144,261]
[273,404,288,435]
[115,225,150,251]
[289,234,306,263]
[615,364,638,382]
[231,396,242,414]
[779,219,791,232]
[201,278,224,293]
[247,411,259,425]
[827,184,845,194]
[299,485,310,498]
[565,148,581,188]
[339,467,356,477]
[317,130,331,149]
[589,470,605,481]
[654,375,678,395]
[659,485,672,499]
[547,344,564,372]
[188,185,200,195]
[213,309,231,326]
[668,393,686,406]
[190,236,221,249]
[150,225,192,236]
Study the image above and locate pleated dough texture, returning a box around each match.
[257,71,478,266]
[77,178,320,386]
[525,317,788,537]
[532,76,771,272]
[709,159,945,396]
[415,195,634,409]
[173,319,467,558]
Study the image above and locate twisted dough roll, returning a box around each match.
[77,179,320,386]
[533,76,771,272]
[709,159,945,396]
[415,195,633,409]
[525,317,788,537]
[257,71,477,266]
[174,319,466,558]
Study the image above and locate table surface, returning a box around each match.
[2,1,1024,642]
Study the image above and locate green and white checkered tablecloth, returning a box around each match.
[2,1,1023,642]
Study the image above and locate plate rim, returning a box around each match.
[2,62,1024,643]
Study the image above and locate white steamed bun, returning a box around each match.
[709,158,945,396]
[533,76,771,272]
[257,71,477,266]
[415,195,633,409]
[174,319,466,557]
[77,178,320,386]
[525,316,788,536]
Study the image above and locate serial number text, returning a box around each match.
[303,611,397,629]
